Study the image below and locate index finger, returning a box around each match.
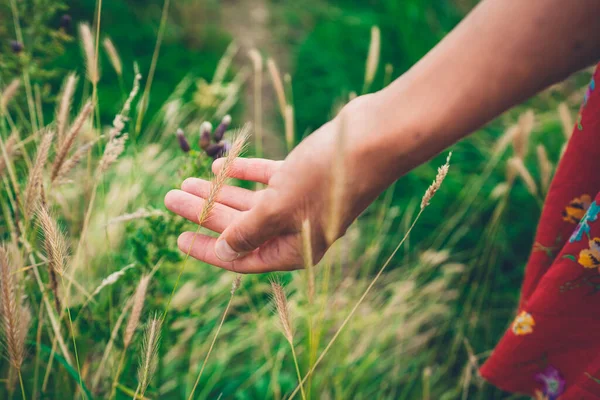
[212,158,284,184]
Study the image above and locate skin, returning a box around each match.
[164,0,600,273]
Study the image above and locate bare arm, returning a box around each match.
[165,0,600,271]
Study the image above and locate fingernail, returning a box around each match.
[215,239,239,262]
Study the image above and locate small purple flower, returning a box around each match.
[60,14,72,30]
[10,40,23,54]
[535,366,565,400]
[205,143,224,158]
[176,128,190,153]
[199,121,212,150]
[213,114,231,142]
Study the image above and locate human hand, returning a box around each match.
[164,94,410,273]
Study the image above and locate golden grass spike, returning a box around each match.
[507,157,538,196]
[56,74,78,147]
[24,129,54,216]
[0,79,21,114]
[363,26,381,91]
[270,280,293,344]
[137,315,161,397]
[51,101,93,182]
[421,152,452,210]
[558,102,574,140]
[102,37,123,77]
[536,144,553,194]
[267,58,287,117]
[124,275,150,349]
[79,23,99,84]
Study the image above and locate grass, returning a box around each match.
[0,1,593,399]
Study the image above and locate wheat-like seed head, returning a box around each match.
[54,140,96,184]
[301,220,315,304]
[1,79,21,114]
[270,280,294,344]
[51,100,93,182]
[507,157,537,196]
[231,275,242,295]
[24,129,54,216]
[557,102,573,140]
[102,37,122,77]
[267,58,287,117]
[364,26,381,88]
[97,134,128,175]
[512,110,535,159]
[197,125,250,225]
[137,315,161,397]
[0,246,30,370]
[421,152,452,210]
[37,206,69,277]
[124,275,150,348]
[0,133,18,178]
[56,74,78,148]
[536,145,553,194]
[79,23,99,84]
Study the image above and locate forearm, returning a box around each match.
[359,0,600,181]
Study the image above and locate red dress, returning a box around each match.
[480,66,600,399]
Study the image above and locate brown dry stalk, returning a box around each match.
[512,110,535,159]
[1,79,21,114]
[102,37,122,76]
[363,26,381,90]
[56,74,78,148]
[0,246,30,371]
[558,103,573,140]
[301,220,315,303]
[507,157,538,196]
[54,140,96,183]
[79,23,99,84]
[37,206,69,312]
[51,101,93,182]
[271,281,293,343]
[24,129,54,216]
[267,58,287,116]
[536,145,553,194]
[124,275,150,349]
[0,133,18,178]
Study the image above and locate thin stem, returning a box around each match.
[288,210,425,399]
[18,370,26,400]
[187,292,235,400]
[289,344,306,400]
[109,350,127,400]
[60,278,86,399]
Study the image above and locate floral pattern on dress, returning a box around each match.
[512,311,535,335]
[562,194,592,224]
[535,366,566,400]
[577,75,596,131]
[578,238,600,269]
[569,201,600,243]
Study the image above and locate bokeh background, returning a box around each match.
[0,0,593,399]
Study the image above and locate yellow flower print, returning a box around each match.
[512,311,535,335]
[578,237,600,269]
[562,194,592,224]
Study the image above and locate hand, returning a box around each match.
[164,94,405,273]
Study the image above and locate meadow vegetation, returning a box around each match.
[0,0,593,399]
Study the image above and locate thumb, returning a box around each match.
[215,199,285,262]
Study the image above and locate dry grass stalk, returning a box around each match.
[285,105,295,152]
[197,125,250,224]
[364,26,381,90]
[493,124,520,156]
[536,145,553,194]
[107,208,164,225]
[271,281,293,344]
[421,152,452,210]
[124,275,150,348]
[231,275,242,295]
[37,206,69,312]
[326,115,347,245]
[24,129,54,216]
[212,41,239,84]
[56,74,78,148]
[0,246,31,371]
[558,102,573,139]
[79,23,99,84]
[51,100,93,181]
[248,49,263,157]
[102,37,123,76]
[137,316,161,397]
[0,133,18,178]
[267,58,287,116]
[1,79,21,114]
[97,134,128,175]
[507,157,537,196]
[301,220,315,303]
[54,141,96,183]
[512,110,535,159]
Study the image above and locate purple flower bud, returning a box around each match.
[60,14,72,30]
[176,128,190,152]
[215,140,231,159]
[10,41,23,54]
[199,121,212,150]
[213,114,231,142]
[205,143,224,158]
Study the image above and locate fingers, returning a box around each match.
[212,158,283,184]
[178,232,300,273]
[181,177,256,211]
[164,189,239,233]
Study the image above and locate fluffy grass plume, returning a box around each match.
[0,133,18,178]
[136,315,161,398]
[271,281,293,343]
[79,23,99,84]
[363,26,381,91]
[37,206,69,311]
[55,74,78,147]
[124,274,151,349]
[102,37,123,77]
[512,110,535,159]
[558,102,574,139]
[421,152,452,209]
[24,129,54,216]
[1,79,21,114]
[536,144,553,194]
[53,141,96,183]
[507,157,538,196]
[51,100,93,181]
[0,246,31,371]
